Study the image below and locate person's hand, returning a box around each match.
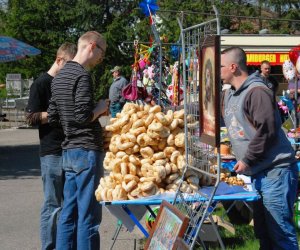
[233,160,248,175]
[93,99,109,120]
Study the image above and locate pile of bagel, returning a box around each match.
[95,103,206,201]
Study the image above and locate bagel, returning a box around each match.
[149,105,161,114]
[128,162,137,176]
[175,133,185,148]
[148,121,164,132]
[164,146,176,158]
[129,155,141,166]
[167,134,175,146]
[129,126,147,137]
[116,151,127,159]
[155,112,169,126]
[145,113,155,127]
[140,146,154,159]
[132,119,145,129]
[170,150,181,163]
[117,141,134,151]
[142,185,158,197]
[152,152,165,161]
[122,180,137,192]
[123,174,140,184]
[121,162,128,176]
[174,109,184,119]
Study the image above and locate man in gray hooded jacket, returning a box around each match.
[221,46,298,250]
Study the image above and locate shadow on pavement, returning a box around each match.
[0,144,40,179]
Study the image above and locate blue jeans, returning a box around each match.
[40,155,63,250]
[253,164,299,250]
[56,148,104,250]
[110,102,123,118]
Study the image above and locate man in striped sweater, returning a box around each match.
[48,31,108,250]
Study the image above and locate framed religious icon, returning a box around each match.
[144,200,189,250]
[199,35,221,147]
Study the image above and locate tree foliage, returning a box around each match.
[0,0,299,98]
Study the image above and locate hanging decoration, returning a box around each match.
[289,45,300,66]
[282,60,296,81]
[139,0,159,17]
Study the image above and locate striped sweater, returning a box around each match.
[48,61,103,151]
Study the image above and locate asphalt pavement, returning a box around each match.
[0,128,144,250]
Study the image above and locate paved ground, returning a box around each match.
[0,128,145,250]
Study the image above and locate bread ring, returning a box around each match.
[144,104,151,113]
[177,119,184,128]
[108,158,122,172]
[132,119,145,129]
[137,133,151,147]
[121,154,129,163]
[141,181,155,192]
[175,133,185,147]
[148,121,164,132]
[129,126,147,137]
[141,158,153,165]
[115,151,126,159]
[168,119,178,131]
[145,113,155,127]
[112,185,127,200]
[170,151,181,163]
[125,133,137,143]
[165,173,179,184]
[153,159,167,166]
[95,186,102,201]
[165,163,172,175]
[164,147,176,158]
[147,129,161,139]
[121,162,128,176]
[130,113,138,123]
[169,163,178,173]
[130,186,142,197]
[159,127,170,138]
[139,176,156,182]
[106,189,113,201]
[158,139,167,151]
[140,146,154,159]
[174,109,184,119]
[152,152,166,161]
[129,155,141,166]
[166,183,178,191]
[123,174,140,184]
[110,172,123,183]
[122,103,138,113]
[117,141,134,151]
[142,185,157,197]
[133,144,140,153]
[167,134,175,146]
[155,112,169,126]
[177,155,186,170]
[121,120,133,134]
[117,114,130,128]
[149,105,161,114]
[100,187,108,201]
[122,180,137,192]
[109,117,118,123]
[137,111,147,119]
[155,165,167,179]
[105,124,119,132]
[109,143,118,153]
[125,147,134,155]
[128,162,137,176]
[165,110,174,125]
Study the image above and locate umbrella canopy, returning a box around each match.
[0,36,41,63]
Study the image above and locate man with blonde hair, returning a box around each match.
[48,31,108,250]
[26,42,77,250]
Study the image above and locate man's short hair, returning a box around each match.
[57,42,77,58]
[221,46,248,71]
[261,60,270,66]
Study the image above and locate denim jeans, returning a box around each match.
[40,155,63,250]
[252,164,299,250]
[110,102,123,118]
[56,148,104,250]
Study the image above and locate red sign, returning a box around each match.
[246,52,289,65]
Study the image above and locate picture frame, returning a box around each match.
[144,200,189,250]
[199,35,221,147]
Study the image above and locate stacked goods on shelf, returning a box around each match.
[95,103,208,201]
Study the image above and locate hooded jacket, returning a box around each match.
[223,71,295,176]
